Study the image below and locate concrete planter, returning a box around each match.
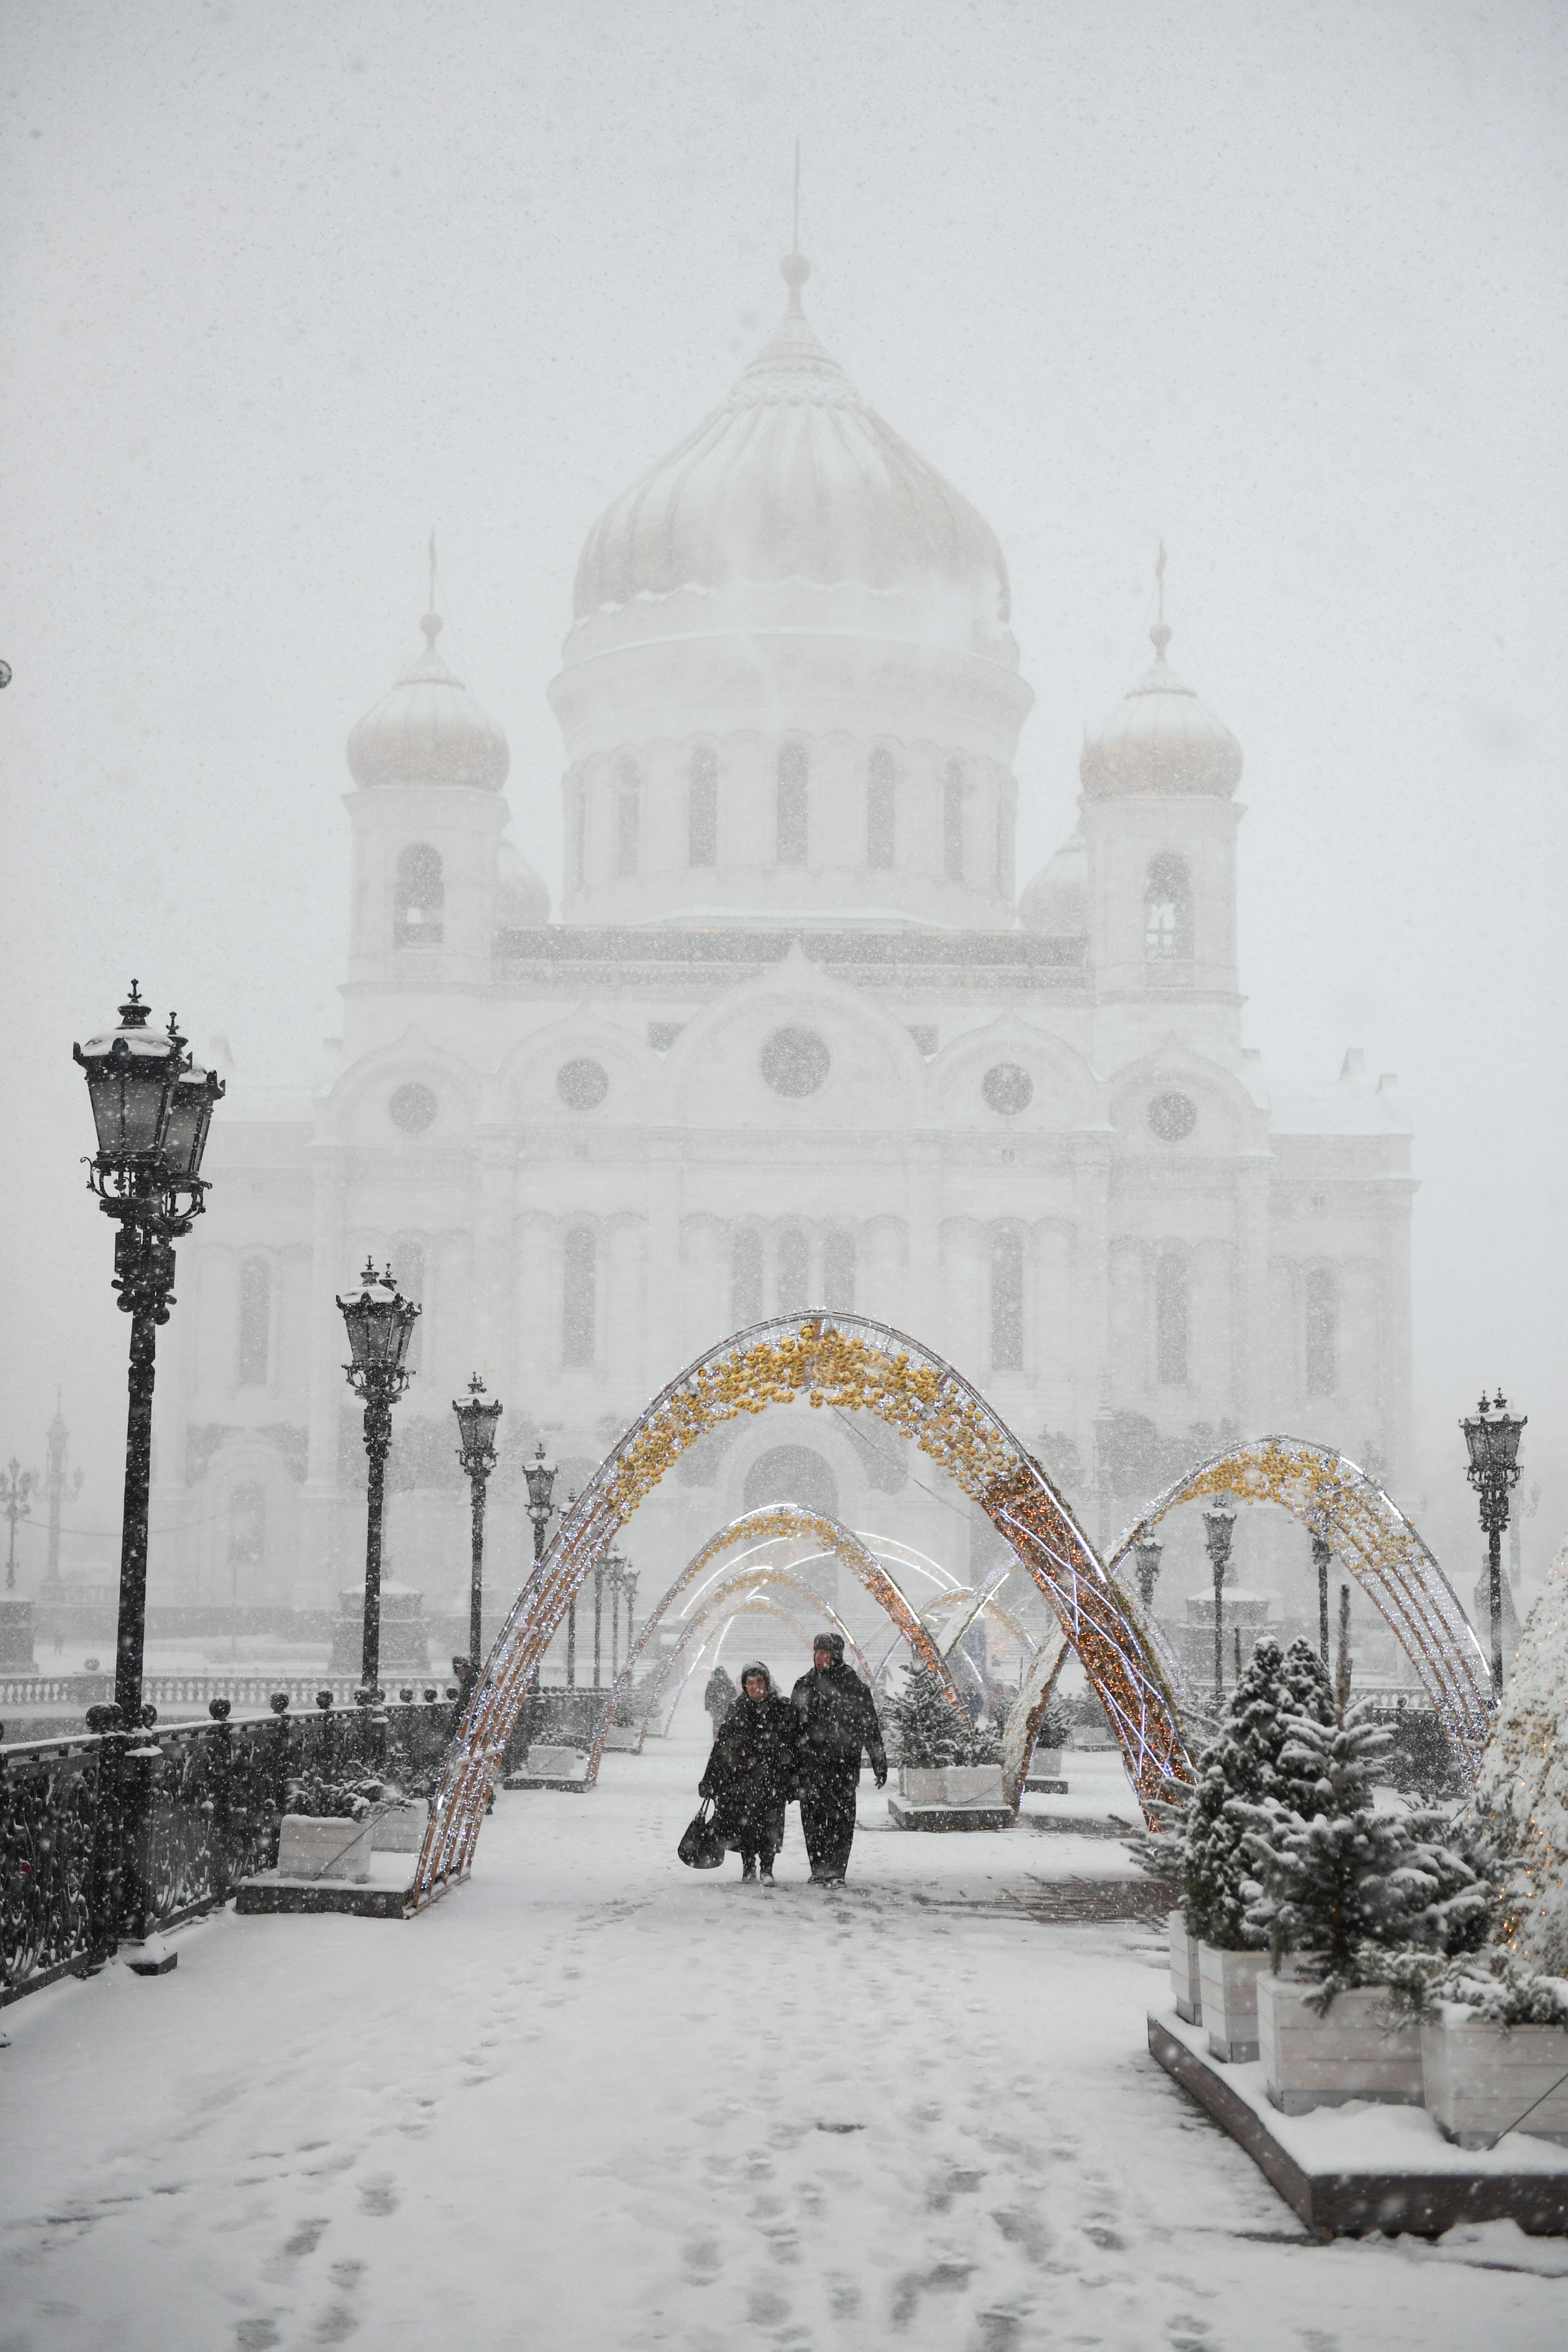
[1199,1944,1274,2063]
[898,1767,947,1803]
[370,1805,427,1853]
[943,1765,1006,1808]
[602,1726,642,1753]
[1169,1912,1201,2024]
[1260,1975,1423,2114]
[1421,2011,1568,2149]
[277,1812,375,1884]
[526,1745,583,1777]
[1032,1748,1062,1778]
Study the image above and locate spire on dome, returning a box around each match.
[1079,554,1243,800]
[346,575,509,793]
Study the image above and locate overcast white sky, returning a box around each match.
[1,0,1563,1575]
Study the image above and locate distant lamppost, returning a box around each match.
[520,1440,558,1701]
[74,984,223,1724]
[42,1399,83,1587]
[1462,1390,1527,1693]
[1203,1502,1236,1707]
[1309,1531,1333,1665]
[336,1260,420,1693]
[453,1375,502,1672]
[1131,1534,1163,1614]
[622,1566,639,1663]
[593,1549,612,1688]
[2,1460,33,1593]
[562,1490,578,1687]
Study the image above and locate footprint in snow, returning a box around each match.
[357,2173,398,2216]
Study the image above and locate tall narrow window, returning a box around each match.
[867,746,896,871]
[822,1231,856,1312]
[563,1229,596,1367]
[1155,1253,1189,1386]
[776,741,808,866]
[688,744,718,868]
[395,1239,425,1375]
[1145,852,1193,961]
[777,1227,811,1315]
[394,843,444,947]
[943,761,965,882]
[227,1481,266,1572]
[571,779,588,891]
[1304,1265,1338,1396]
[616,760,640,878]
[236,1258,270,1387]
[991,1228,1024,1371]
[732,1228,764,1326]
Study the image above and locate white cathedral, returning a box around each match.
[152,250,1415,1640]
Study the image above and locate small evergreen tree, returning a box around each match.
[1180,1635,1335,1948]
[1463,1538,1568,1973]
[885,1656,970,1768]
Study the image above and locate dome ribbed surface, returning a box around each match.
[571,260,1012,645]
[1079,624,1242,799]
[347,615,510,792]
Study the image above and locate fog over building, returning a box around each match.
[158,248,1414,1627]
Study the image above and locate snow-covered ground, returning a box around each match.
[3,1691,1565,2352]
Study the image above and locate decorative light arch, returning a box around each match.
[415,1314,1190,1904]
[578,1505,964,1785]
[1108,1438,1494,1780]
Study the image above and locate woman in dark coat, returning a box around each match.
[697,1661,797,1883]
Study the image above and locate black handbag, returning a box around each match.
[678,1796,726,1869]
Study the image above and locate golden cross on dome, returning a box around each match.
[1155,537,1166,624]
[428,528,437,616]
[793,139,800,255]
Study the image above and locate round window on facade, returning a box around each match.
[760,1026,830,1099]
[1147,1091,1198,1143]
[982,1062,1034,1116]
[556,1058,610,1112]
[389,1082,438,1134]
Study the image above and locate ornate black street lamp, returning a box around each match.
[453,1375,502,1672]
[606,1555,626,1681]
[336,1260,420,1693]
[622,1565,639,1663]
[1203,1501,1236,1707]
[2,1459,33,1593]
[1131,1534,1163,1614]
[1309,1532,1333,1665]
[561,1488,578,1688]
[74,984,223,1724]
[1462,1389,1527,1693]
[520,1440,558,1704]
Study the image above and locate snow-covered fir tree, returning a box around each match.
[1464,1536,1568,1971]
[885,1656,970,1767]
[1180,1635,1336,1948]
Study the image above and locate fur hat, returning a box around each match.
[812,1630,845,1659]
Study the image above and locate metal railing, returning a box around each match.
[0,1670,463,1715]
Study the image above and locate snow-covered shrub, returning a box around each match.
[1179,1635,1336,1949]
[1433,1950,1568,2027]
[285,1769,399,1822]
[1463,1537,1568,1972]
[885,1658,972,1769]
[613,1672,657,1729]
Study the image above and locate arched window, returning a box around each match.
[570,778,588,891]
[731,1228,764,1327]
[236,1257,270,1387]
[688,744,718,868]
[563,1229,596,1367]
[1304,1265,1338,1396]
[867,747,896,871]
[743,1444,838,1520]
[616,760,640,878]
[822,1231,856,1312]
[394,1239,425,1375]
[777,1227,811,1315]
[943,761,965,883]
[227,1481,266,1571]
[1145,852,1193,961]
[991,1228,1023,1371]
[776,741,808,866]
[1156,1252,1190,1386]
[394,843,444,948]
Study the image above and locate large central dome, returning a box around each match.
[570,255,1014,656]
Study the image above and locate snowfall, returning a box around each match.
[4,1680,1567,2352]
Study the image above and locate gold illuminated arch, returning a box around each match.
[414,1314,1189,1904]
[1108,1438,1495,1780]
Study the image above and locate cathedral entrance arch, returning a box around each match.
[743,1444,839,1519]
[1107,1439,1494,1780]
[413,1312,1190,1905]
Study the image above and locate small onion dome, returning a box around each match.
[1079,622,1242,800]
[347,614,510,792]
[1018,827,1087,933]
[571,254,1013,649]
[497,835,549,927]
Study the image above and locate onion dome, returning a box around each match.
[496,835,549,927]
[347,614,510,792]
[1018,826,1087,933]
[570,254,1013,652]
[1079,620,1242,800]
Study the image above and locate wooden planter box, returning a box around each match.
[1259,1974,1423,2114]
[944,1765,1006,1808]
[276,1812,375,1884]
[1199,1944,1273,2063]
[526,1745,583,1777]
[602,1726,642,1752]
[1169,1912,1201,2024]
[898,1767,947,1802]
[370,1805,427,1853]
[1421,2012,1568,2150]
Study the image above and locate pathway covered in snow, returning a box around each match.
[3,1713,1565,2351]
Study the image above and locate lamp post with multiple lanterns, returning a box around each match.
[74,984,223,1726]
[336,1261,421,1693]
[1202,1501,1236,1709]
[1131,1534,1163,1614]
[453,1375,503,1673]
[1462,1390,1527,1694]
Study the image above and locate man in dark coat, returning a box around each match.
[703,1660,737,1740]
[790,1631,887,1884]
[698,1661,797,1883]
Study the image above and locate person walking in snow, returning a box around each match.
[703,1658,738,1740]
[790,1631,887,1885]
[697,1661,798,1884]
